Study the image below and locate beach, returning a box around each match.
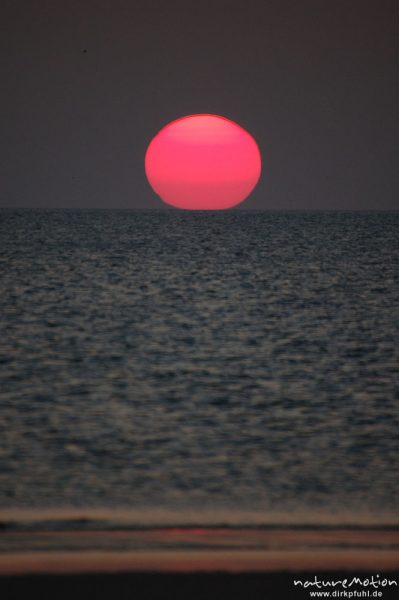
[1,560,398,599]
[1,571,398,600]
[1,525,398,599]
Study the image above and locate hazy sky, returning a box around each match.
[1,0,398,209]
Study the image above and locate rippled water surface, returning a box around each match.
[0,210,398,521]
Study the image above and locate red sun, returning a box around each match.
[145,114,262,210]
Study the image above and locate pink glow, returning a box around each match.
[145,114,262,210]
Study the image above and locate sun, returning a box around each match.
[145,114,262,210]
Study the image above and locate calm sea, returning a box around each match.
[0,209,398,552]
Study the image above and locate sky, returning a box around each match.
[1,0,398,210]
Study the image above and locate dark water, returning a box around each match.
[0,210,398,530]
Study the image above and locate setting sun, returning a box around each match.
[145,114,262,210]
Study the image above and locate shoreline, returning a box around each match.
[1,547,399,575]
[1,525,398,576]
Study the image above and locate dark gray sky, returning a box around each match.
[1,0,398,209]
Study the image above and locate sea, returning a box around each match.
[0,209,398,557]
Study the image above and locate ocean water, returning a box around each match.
[0,209,398,542]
